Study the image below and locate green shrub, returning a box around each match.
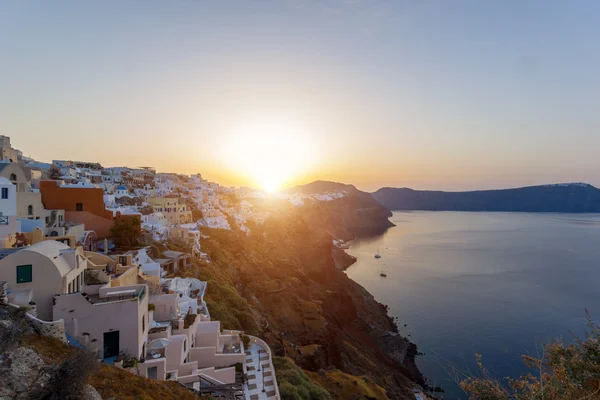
[241,334,251,350]
[273,357,330,400]
[461,312,600,400]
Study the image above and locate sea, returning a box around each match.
[345,211,600,399]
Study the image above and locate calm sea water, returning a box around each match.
[346,211,600,399]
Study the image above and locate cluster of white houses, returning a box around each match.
[0,135,279,400]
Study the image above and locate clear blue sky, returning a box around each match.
[1,0,599,191]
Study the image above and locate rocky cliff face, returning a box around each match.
[289,180,395,239]
[196,183,423,399]
[0,306,102,400]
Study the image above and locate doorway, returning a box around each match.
[147,366,158,380]
[103,331,120,358]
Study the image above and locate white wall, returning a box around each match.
[188,347,245,369]
[0,249,74,320]
[150,294,179,321]
[138,358,166,380]
[0,181,17,216]
[53,287,149,359]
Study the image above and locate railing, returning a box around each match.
[247,335,281,399]
[137,286,146,302]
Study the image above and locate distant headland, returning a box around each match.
[372,183,600,212]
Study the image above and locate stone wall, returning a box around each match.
[0,281,8,305]
[4,296,68,343]
[26,313,67,343]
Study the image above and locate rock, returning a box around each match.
[0,347,51,399]
[82,384,103,400]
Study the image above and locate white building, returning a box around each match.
[115,185,130,198]
[0,241,88,320]
[0,177,21,247]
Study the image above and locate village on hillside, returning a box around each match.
[0,134,306,400]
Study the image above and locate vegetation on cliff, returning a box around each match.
[273,357,330,400]
[460,313,600,400]
[172,190,421,399]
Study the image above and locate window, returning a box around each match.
[142,314,145,332]
[9,173,16,181]
[1,188,7,199]
[76,203,83,211]
[28,205,33,216]
[183,339,186,351]
[16,265,32,283]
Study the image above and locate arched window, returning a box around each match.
[50,231,59,237]
[28,205,33,216]
[9,173,16,182]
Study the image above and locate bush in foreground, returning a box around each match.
[461,312,600,399]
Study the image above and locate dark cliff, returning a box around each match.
[289,180,395,239]
[373,183,600,212]
[181,182,421,399]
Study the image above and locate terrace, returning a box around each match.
[84,284,146,305]
[244,336,280,400]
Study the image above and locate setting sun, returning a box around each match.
[220,119,315,192]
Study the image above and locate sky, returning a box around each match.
[1,0,600,192]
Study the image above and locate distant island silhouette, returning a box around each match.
[372,183,600,212]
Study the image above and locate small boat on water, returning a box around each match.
[374,248,382,259]
[380,271,387,277]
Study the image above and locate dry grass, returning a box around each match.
[89,364,202,400]
[306,369,390,400]
[22,334,76,363]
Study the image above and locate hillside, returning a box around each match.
[287,180,395,238]
[372,183,600,212]
[0,306,202,400]
[170,187,423,399]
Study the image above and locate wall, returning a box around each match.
[65,223,86,242]
[84,251,116,269]
[188,347,245,369]
[176,361,198,377]
[194,321,220,347]
[137,358,166,380]
[0,181,17,216]
[247,334,281,399]
[40,181,113,219]
[197,367,236,385]
[0,216,20,246]
[150,294,179,321]
[16,192,44,219]
[0,163,28,192]
[0,250,64,321]
[54,290,148,359]
[64,211,113,239]
[111,267,139,287]
[18,218,44,233]
[27,313,68,342]
[166,334,188,370]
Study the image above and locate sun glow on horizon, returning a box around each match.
[220,119,316,192]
